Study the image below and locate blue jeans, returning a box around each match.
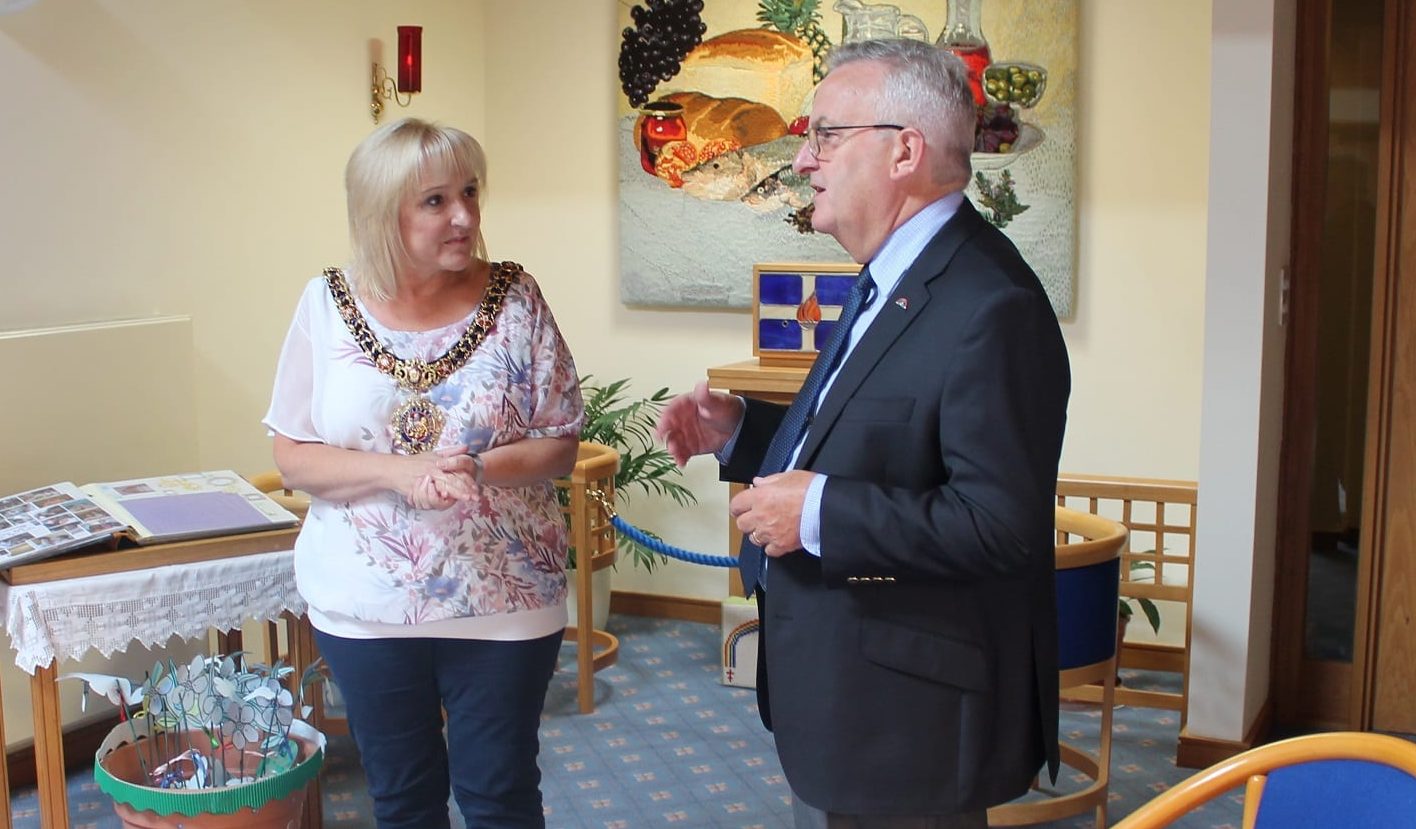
[314,629,563,829]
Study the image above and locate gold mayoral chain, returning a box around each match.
[324,262,519,454]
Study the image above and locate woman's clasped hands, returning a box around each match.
[403,445,484,510]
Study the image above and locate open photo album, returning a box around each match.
[0,470,300,569]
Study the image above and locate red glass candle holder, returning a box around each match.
[397,26,422,94]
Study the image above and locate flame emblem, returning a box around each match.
[796,291,822,330]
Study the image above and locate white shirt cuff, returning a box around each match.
[800,473,827,557]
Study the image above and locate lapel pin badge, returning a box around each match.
[894,297,909,310]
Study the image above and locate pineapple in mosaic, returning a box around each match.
[756,0,832,83]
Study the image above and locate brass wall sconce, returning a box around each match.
[371,25,422,124]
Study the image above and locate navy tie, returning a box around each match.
[738,266,876,595]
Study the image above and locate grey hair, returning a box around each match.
[343,118,489,301]
[827,39,975,184]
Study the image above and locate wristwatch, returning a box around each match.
[467,452,485,486]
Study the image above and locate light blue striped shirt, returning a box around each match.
[797,192,964,556]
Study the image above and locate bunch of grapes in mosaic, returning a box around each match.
[619,0,707,108]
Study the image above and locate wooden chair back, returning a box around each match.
[1057,474,1198,720]
[245,470,310,520]
[1112,731,1416,828]
[989,507,1128,828]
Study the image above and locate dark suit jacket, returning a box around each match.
[722,199,1069,815]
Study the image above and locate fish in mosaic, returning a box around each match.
[679,135,806,203]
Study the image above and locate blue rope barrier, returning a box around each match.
[609,515,738,569]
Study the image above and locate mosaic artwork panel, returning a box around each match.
[617,0,1079,318]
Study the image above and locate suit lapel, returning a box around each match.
[795,199,986,468]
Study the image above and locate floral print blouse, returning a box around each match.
[264,265,584,636]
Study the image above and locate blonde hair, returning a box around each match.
[343,118,489,300]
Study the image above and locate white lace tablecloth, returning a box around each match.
[2,549,305,674]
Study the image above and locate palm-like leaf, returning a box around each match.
[1119,558,1163,634]
[569,376,698,572]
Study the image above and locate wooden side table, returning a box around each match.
[706,360,810,597]
[0,529,318,829]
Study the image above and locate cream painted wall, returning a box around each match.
[0,318,205,747]
[3,0,1242,747]
[1,0,487,463]
[0,318,197,494]
[480,0,1212,600]
[0,0,487,749]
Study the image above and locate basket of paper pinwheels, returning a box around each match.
[62,654,326,829]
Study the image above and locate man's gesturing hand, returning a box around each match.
[654,380,745,467]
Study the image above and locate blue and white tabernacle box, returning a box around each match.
[721,595,760,688]
[753,262,863,367]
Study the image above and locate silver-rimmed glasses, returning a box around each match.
[805,123,906,158]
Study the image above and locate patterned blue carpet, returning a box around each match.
[11,614,1242,827]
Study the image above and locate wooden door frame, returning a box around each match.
[1351,0,1411,731]
[1273,0,1409,730]
[1272,0,1342,729]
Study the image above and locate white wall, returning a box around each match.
[1,0,1214,608]
[2,0,1276,748]
[1188,0,1295,742]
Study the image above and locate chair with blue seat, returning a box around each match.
[1112,731,1416,828]
[989,506,1128,828]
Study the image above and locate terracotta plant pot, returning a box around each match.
[95,720,324,829]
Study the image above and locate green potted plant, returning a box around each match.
[62,654,326,829]
[572,375,697,573]
[560,376,697,631]
[1114,559,1163,686]
[1119,560,1163,635]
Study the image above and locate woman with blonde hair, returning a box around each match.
[264,117,583,828]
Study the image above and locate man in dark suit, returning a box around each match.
[656,38,1069,828]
